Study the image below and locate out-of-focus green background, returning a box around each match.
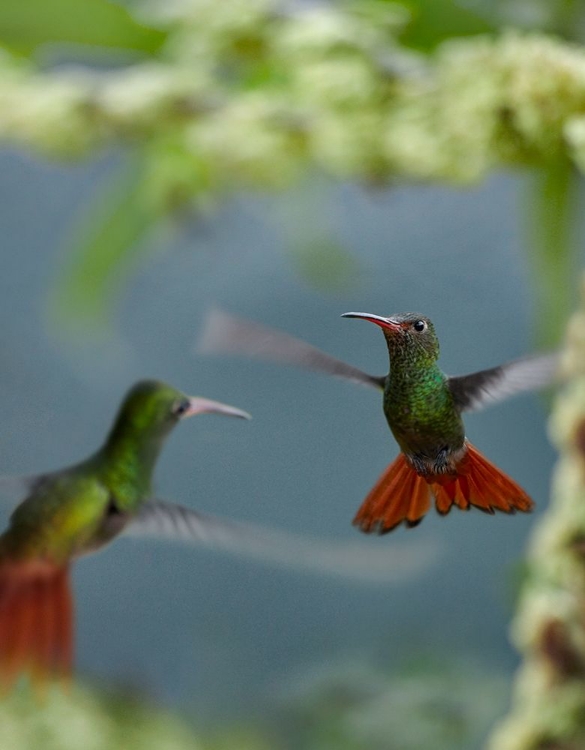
[0,0,582,748]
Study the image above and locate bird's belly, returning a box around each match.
[385,400,465,474]
[391,423,460,459]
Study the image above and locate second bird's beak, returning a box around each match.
[184,397,251,420]
[341,312,401,332]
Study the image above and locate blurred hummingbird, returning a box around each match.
[199,309,559,534]
[0,380,251,690]
[0,379,435,690]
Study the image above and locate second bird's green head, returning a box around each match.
[106,379,251,447]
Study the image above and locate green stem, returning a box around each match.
[526,158,578,351]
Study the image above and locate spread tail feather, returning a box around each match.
[431,442,533,516]
[353,454,431,534]
[0,561,73,691]
[353,442,533,534]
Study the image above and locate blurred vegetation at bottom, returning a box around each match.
[0,660,508,750]
[0,684,270,750]
[278,660,508,750]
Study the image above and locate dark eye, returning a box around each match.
[173,399,190,417]
[413,320,426,332]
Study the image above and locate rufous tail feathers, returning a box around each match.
[353,442,533,534]
[0,561,73,690]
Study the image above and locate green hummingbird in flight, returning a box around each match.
[0,380,250,690]
[199,309,559,534]
[0,378,434,690]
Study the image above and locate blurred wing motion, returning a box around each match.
[198,308,385,390]
[448,351,560,412]
[123,500,439,584]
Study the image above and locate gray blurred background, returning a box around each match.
[0,148,554,732]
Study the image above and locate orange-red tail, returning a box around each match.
[431,443,533,517]
[353,442,533,534]
[0,561,73,691]
[353,453,431,533]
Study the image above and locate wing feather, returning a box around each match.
[448,351,559,412]
[123,500,439,584]
[198,309,385,390]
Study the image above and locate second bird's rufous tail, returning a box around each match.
[0,560,73,691]
[353,442,533,534]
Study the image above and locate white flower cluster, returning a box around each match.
[0,684,203,750]
[486,283,585,750]
[1,1,585,203]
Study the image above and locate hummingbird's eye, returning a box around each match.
[173,399,190,417]
[413,320,426,332]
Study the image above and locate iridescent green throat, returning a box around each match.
[89,414,174,511]
[382,339,464,455]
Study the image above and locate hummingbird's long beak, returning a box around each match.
[184,397,251,420]
[341,312,401,332]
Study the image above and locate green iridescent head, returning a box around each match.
[92,380,249,507]
[106,379,250,448]
[341,311,440,364]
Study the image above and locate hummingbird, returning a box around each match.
[0,378,435,690]
[199,309,559,534]
[0,380,251,690]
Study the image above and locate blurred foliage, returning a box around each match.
[277,183,362,292]
[49,158,159,333]
[0,682,272,750]
[0,0,580,340]
[527,158,579,349]
[486,282,585,749]
[0,0,167,57]
[289,238,359,293]
[396,0,495,50]
[279,659,508,750]
[493,0,585,39]
[0,663,509,750]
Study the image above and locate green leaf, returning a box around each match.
[394,0,496,51]
[50,160,158,334]
[526,156,579,350]
[276,181,360,292]
[0,0,167,57]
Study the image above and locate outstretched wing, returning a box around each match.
[123,500,439,584]
[198,309,385,390]
[448,351,560,412]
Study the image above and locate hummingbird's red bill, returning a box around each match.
[341,312,401,332]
